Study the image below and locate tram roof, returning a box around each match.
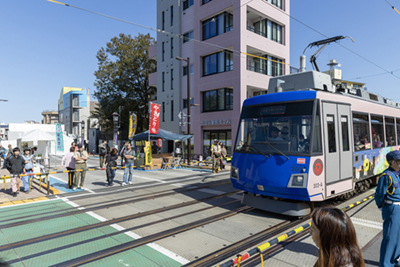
[243,90,317,107]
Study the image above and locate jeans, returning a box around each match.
[123,162,134,183]
[22,170,32,192]
[107,168,116,185]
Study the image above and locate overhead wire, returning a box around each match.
[383,0,400,15]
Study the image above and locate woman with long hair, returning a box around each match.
[310,206,365,267]
[105,148,118,186]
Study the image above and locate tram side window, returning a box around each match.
[341,116,350,151]
[353,113,370,151]
[385,117,395,146]
[371,115,384,149]
[327,115,336,153]
[397,118,400,146]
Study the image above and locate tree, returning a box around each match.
[92,33,156,135]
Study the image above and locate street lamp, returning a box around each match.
[81,120,85,147]
[112,112,119,149]
[176,56,191,165]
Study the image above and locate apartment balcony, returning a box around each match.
[149,72,157,87]
[149,44,157,60]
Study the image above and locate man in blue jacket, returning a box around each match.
[375,150,400,267]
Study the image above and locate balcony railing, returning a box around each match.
[247,25,267,38]
[247,65,267,75]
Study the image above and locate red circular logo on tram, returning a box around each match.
[313,159,323,176]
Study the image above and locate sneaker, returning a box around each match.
[78,187,84,190]
[128,181,133,185]
[13,192,17,197]
[121,182,126,187]
[24,191,29,194]
[73,187,77,191]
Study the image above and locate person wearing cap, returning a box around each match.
[6,147,25,197]
[73,144,89,190]
[211,139,221,173]
[21,147,36,194]
[375,150,400,267]
[270,127,283,141]
[122,142,135,186]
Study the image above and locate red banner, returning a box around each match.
[149,103,161,134]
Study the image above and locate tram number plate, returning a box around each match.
[313,182,323,189]
[291,166,301,172]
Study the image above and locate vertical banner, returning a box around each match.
[56,123,64,152]
[144,141,152,166]
[149,103,161,134]
[128,112,138,139]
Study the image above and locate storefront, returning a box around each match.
[203,130,232,157]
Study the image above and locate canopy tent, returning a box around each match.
[132,128,192,141]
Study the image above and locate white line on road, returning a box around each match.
[351,217,382,230]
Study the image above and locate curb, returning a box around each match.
[32,178,60,195]
[0,196,49,207]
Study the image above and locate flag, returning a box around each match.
[55,123,64,152]
[149,103,161,134]
[128,112,137,139]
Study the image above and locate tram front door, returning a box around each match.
[322,102,353,184]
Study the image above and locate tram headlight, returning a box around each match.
[231,166,239,180]
[288,174,307,188]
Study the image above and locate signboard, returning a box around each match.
[144,141,152,165]
[150,103,161,134]
[56,123,64,152]
[128,112,138,139]
[157,138,163,148]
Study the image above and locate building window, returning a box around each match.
[183,64,194,76]
[203,0,212,4]
[183,0,194,10]
[203,51,233,76]
[171,100,174,121]
[162,11,165,30]
[171,69,174,90]
[170,37,174,58]
[247,55,284,77]
[251,19,283,44]
[162,102,165,122]
[162,72,165,91]
[202,12,233,40]
[202,88,233,112]
[183,30,194,43]
[170,6,174,26]
[162,42,165,61]
[268,0,283,9]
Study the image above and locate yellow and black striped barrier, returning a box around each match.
[217,194,375,267]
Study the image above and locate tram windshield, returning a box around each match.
[234,101,320,156]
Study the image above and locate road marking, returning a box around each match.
[62,198,190,265]
[351,217,382,230]
[198,188,241,200]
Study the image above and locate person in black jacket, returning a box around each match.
[6,147,25,197]
[105,148,118,186]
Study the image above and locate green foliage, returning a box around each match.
[92,33,156,134]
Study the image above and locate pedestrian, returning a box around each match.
[211,139,221,173]
[71,142,78,152]
[98,140,108,168]
[105,148,118,186]
[220,143,227,170]
[31,147,37,157]
[2,144,13,169]
[119,144,126,166]
[122,142,135,186]
[152,141,158,154]
[0,144,5,166]
[21,148,35,194]
[61,147,76,189]
[375,150,400,267]
[310,206,365,267]
[6,147,25,197]
[73,144,88,190]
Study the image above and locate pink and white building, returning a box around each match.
[149,0,291,156]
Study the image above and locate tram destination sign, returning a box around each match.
[259,105,286,115]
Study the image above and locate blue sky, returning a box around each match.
[0,0,399,124]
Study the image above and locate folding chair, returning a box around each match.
[161,157,169,171]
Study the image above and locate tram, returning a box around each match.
[231,70,399,216]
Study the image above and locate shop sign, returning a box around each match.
[201,119,231,126]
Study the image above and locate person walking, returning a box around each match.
[122,142,135,186]
[375,150,400,267]
[6,147,25,197]
[105,148,118,186]
[73,144,88,190]
[61,147,76,189]
[2,144,13,169]
[310,206,365,267]
[211,139,221,173]
[98,140,108,168]
[21,148,35,194]
[220,143,227,170]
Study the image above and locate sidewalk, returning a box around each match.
[0,168,52,205]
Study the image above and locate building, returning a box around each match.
[24,121,40,124]
[41,110,59,124]
[0,124,8,141]
[58,87,97,143]
[149,0,290,156]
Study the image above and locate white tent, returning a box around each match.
[17,129,54,164]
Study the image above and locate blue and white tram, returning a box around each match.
[231,70,399,216]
